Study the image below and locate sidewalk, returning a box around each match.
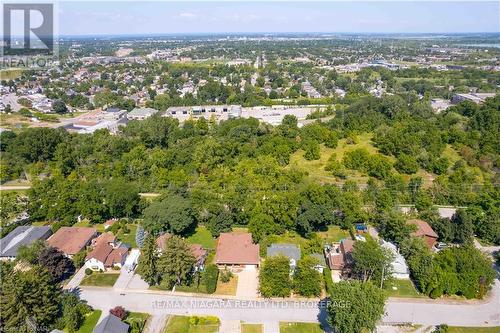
[64,266,86,290]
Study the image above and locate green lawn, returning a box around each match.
[242,323,263,333]
[280,322,324,333]
[385,279,426,298]
[273,231,311,249]
[448,327,500,333]
[117,224,138,247]
[81,273,120,287]
[73,220,105,232]
[74,310,101,333]
[187,226,216,249]
[125,312,149,333]
[164,315,220,333]
[317,226,351,243]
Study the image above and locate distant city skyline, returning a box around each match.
[55,1,500,36]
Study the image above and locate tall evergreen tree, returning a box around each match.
[136,234,159,285]
[0,264,61,333]
[157,236,195,289]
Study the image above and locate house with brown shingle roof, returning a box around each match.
[324,238,355,273]
[215,232,260,270]
[407,219,439,249]
[47,227,97,258]
[85,232,128,271]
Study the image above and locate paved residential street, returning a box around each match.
[79,277,500,328]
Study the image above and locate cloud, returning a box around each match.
[178,12,196,19]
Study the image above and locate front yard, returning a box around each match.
[163,315,220,333]
[73,310,101,333]
[125,312,149,333]
[384,279,426,298]
[241,323,263,333]
[280,322,324,333]
[81,272,120,287]
[215,274,238,295]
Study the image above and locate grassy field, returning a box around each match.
[187,226,216,249]
[287,133,378,184]
[74,310,101,333]
[279,322,324,333]
[317,226,351,243]
[215,274,238,295]
[81,273,120,287]
[164,315,220,333]
[241,323,263,333]
[448,327,500,333]
[385,279,426,298]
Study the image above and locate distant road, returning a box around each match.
[0,185,31,191]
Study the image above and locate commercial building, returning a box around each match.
[451,93,496,104]
[165,105,241,123]
[127,107,158,120]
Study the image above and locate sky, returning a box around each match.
[56,1,500,35]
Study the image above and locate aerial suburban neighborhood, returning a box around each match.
[0,1,499,333]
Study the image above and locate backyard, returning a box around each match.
[187,226,216,249]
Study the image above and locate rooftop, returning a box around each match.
[266,243,301,262]
[47,227,97,255]
[0,226,52,258]
[216,232,260,265]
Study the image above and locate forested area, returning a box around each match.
[1,95,498,247]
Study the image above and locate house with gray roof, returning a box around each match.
[0,226,52,260]
[92,314,129,333]
[267,243,301,271]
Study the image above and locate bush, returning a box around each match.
[84,268,92,276]
[220,269,233,283]
[109,306,128,320]
[203,264,219,294]
[323,267,335,296]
